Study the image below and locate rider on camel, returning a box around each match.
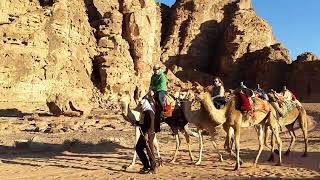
[211,77,226,109]
[150,64,167,132]
[255,84,269,101]
[238,81,254,112]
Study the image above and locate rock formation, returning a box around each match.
[0,0,96,115]
[219,0,277,73]
[92,0,136,96]
[92,0,161,99]
[296,52,319,62]
[288,57,320,102]
[161,0,232,73]
[1,0,319,116]
[235,43,291,89]
[160,0,278,86]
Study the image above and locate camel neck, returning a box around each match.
[201,92,227,125]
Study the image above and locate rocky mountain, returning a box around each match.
[0,0,319,116]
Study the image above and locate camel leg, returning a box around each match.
[299,110,308,157]
[127,125,140,169]
[170,133,181,163]
[153,134,163,166]
[223,124,231,151]
[253,125,264,167]
[223,127,243,163]
[234,124,241,171]
[208,129,223,162]
[264,126,270,148]
[225,126,234,154]
[195,130,203,165]
[284,123,296,156]
[181,129,195,163]
[268,131,275,162]
[270,122,282,166]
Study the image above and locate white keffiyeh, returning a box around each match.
[140,98,154,114]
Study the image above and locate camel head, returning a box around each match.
[119,93,131,115]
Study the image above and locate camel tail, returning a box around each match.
[202,92,225,125]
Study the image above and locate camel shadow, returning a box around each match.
[231,148,320,172]
[0,139,131,170]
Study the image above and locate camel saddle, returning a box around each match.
[241,97,270,121]
[163,94,176,117]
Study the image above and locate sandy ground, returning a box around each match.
[0,103,319,179]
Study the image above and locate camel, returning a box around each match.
[175,92,228,165]
[120,93,198,166]
[200,91,283,170]
[266,92,308,161]
[119,95,162,169]
[163,92,201,164]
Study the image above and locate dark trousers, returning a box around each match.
[154,91,167,111]
[136,133,156,170]
[154,91,166,132]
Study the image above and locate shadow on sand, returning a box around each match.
[0,139,131,171]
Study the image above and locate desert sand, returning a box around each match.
[0,103,319,180]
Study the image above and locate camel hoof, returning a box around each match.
[233,166,240,171]
[170,159,176,164]
[252,163,257,168]
[190,156,195,163]
[268,155,275,162]
[158,158,164,167]
[219,157,224,162]
[124,164,134,170]
[276,162,282,166]
[274,149,279,155]
[195,161,201,165]
[302,153,308,157]
[284,150,290,156]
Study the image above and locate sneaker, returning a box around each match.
[139,167,151,174]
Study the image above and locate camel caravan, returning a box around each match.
[119,65,309,174]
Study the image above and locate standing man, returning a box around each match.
[136,98,157,174]
[150,64,167,132]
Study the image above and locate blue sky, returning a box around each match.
[157,0,320,59]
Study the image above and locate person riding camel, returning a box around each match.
[255,84,269,101]
[269,88,288,117]
[279,86,302,107]
[237,81,254,112]
[150,64,167,132]
[136,98,158,174]
[211,77,226,109]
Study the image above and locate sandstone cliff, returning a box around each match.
[161,0,278,86]
[0,0,162,115]
[92,0,161,99]
[1,0,319,116]
[288,54,320,102]
[0,0,96,115]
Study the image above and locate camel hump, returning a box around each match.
[252,97,270,112]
